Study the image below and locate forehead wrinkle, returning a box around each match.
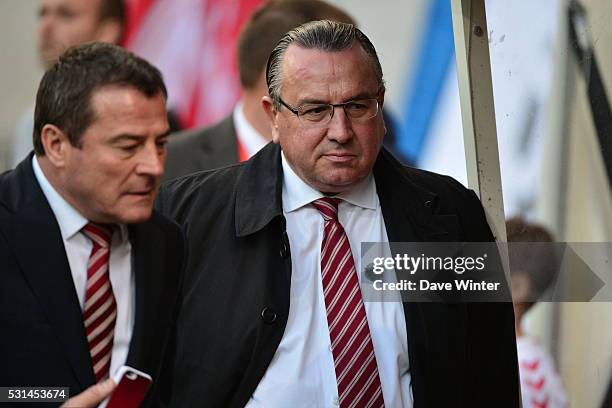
[84,89,167,140]
[283,45,376,105]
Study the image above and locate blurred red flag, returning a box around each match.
[123,0,262,129]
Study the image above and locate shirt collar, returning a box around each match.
[32,156,128,242]
[233,101,268,158]
[281,152,377,213]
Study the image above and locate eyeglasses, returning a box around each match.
[278,97,379,125]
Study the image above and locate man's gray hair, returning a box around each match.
[266,20,385,108]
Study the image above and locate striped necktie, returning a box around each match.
[312,197,385,408]
[81,223,116,382]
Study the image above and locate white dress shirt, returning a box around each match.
[233,101,268,158]
[246,153,413,408]
[33,157,135,380]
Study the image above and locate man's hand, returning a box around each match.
[60,378,116,408]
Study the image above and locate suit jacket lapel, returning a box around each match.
[374,149,457,242]
[10,160,94,388]
[374,149,468,406]
[125,224,150,371]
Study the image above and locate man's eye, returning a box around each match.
[301,105,329,117]
[57,7,77,20]
[346,102,368,111]
[118,144,138,152]
[156,140,168,149]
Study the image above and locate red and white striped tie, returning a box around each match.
[81,223,116,383]
[312,198,385,408]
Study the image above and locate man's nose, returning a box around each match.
[136,144,165,178]
[326,106,353,143]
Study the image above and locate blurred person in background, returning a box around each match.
[37,0,125,68]
[163,0,406,181]
[507,217,568,408]
[9,0,126,170]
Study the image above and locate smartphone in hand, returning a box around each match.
[105,366,152,408]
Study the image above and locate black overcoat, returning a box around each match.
[155,143,519,408]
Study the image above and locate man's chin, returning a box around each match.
[119,212,153,225]
[312,175,362,194]
[108,205,154,225]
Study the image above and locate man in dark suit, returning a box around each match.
[156,21,518,407]
[163,0,356,181]
[0,43,183,407]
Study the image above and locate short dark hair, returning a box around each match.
[506,217,557,306]
[266,20,385,109]
[99,0,127,44]
[34,42,167,155]
[237,0,355,89]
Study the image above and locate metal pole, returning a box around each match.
[451,0,507,242]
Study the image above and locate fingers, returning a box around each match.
[60,378,116,408]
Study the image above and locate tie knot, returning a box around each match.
[312,197,341,222]
[82,223,113,248]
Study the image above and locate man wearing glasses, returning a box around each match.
[155,21,518,407]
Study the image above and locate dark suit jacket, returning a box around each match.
[0,154,185,406]
[155,143,519,407]
[163,115,238,182]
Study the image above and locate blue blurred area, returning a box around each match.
[397,0,454,164]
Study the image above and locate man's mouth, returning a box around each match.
[126,189,154,197]
[323,153,357,163]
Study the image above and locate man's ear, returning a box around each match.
[378,88,385,108]
[40,124,71,168]
[261,96,281,144]
[95,18,123,45]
